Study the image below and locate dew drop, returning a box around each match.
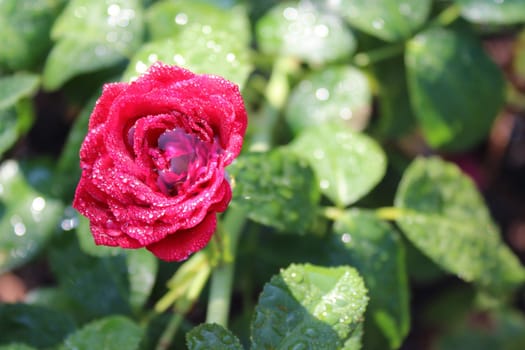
[372,18,385,30]
[315,88,330,101]
[173,54,185,65]
[175,13,188,25]
[320,179,330,190]
[341,233,352,243]
[283,7,298,21]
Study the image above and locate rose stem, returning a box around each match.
[205,56,297,327]
[206,206,247,326]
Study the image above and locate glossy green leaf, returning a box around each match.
[256,1,356,64]
[454,0,525,24]
[146,1,249,44]
[186,324,243,350]
[319,0,431,42]
[0,344,36,350]
[123,26,251,88]
[54,94,96,200]
[0,104,35,159]
[329,209,409,349]
[127,248,158,314]
[394,157,525,295]
[0,160,64,273]
[60,316,142,350]
[43,0,144,90]
[0,304,75,348]
[373,57,416,139]
[251,263,368,349]
[229,149,320,233]
[49,233,132,319]
[291,124,387,207]
[0,0,66,70]
[0,73,39,110]
[286,66,372,134]
[405,27,505,151]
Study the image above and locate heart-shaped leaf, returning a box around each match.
[186,323,243,350]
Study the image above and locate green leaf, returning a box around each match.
[405,27,505,151]
[0,73,40,110]
[43,0,144,90]
[0,303,75,348]
[251,263,368,349]
[60,316,142,350]
[186,323,243,350]
[49,233,132,319]
[373,57,416,139]
[0,344,36,350]
[329,209,409,349]
[318,0,431,42]
[291,124,387,207]
[256,1,356,64]
[229,148,320,233]
[394,157,525,295]
[454,0,525,24]
[127,248,158,314]
[124,4,252,88]
[285,66,372,134]
[146,1,249,44]
[0,160,64,273]
[0,0,66,71]
[0,104,34,159]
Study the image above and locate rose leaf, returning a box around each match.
[229,148,320,234]
[405,27,505,151]
[291,124,387,207]
[395,157,525,295]
[59,316,143,350]
[285,66,372,135]
[251,263,368,349]
[186,323,243,350]
[329,209,410,349]
[454,0,525,25]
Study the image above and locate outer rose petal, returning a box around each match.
[146,213,217,261]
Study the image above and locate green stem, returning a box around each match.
[155,312,184,350]
[431,4,462,27]
[353,43,405,67]
[205,206,247,326]
[375,206,407,221]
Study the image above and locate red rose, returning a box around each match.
[73,62,247,261]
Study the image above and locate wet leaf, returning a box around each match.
[291,124,387,207]
[0,344,36,350]
[0,160,64,273]
[0,304,75,348]
[405,27,505,151]
[43,0,144,90]
[318,0,431,42]
[186,323,243,350]
[0,73,40,110]
[124,27,251,89]
[395,157,525,295]
[0,0,66,71]
[146,1,249,44]
[127,248,158,314]
[373,57,416,139]
[49,233,132,319]
[329,209,410,349]
[286,66,372,134]
[60,316,142,350]
[229,148,320,234]
[251,263,368,349]
[75,215,122,257]
[454,0,525,24]
[256,1,356,64]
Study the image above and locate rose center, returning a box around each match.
[155,128,212,196]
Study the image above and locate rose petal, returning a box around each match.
[146,213,217,261]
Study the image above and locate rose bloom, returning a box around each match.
[73,62,247,261]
